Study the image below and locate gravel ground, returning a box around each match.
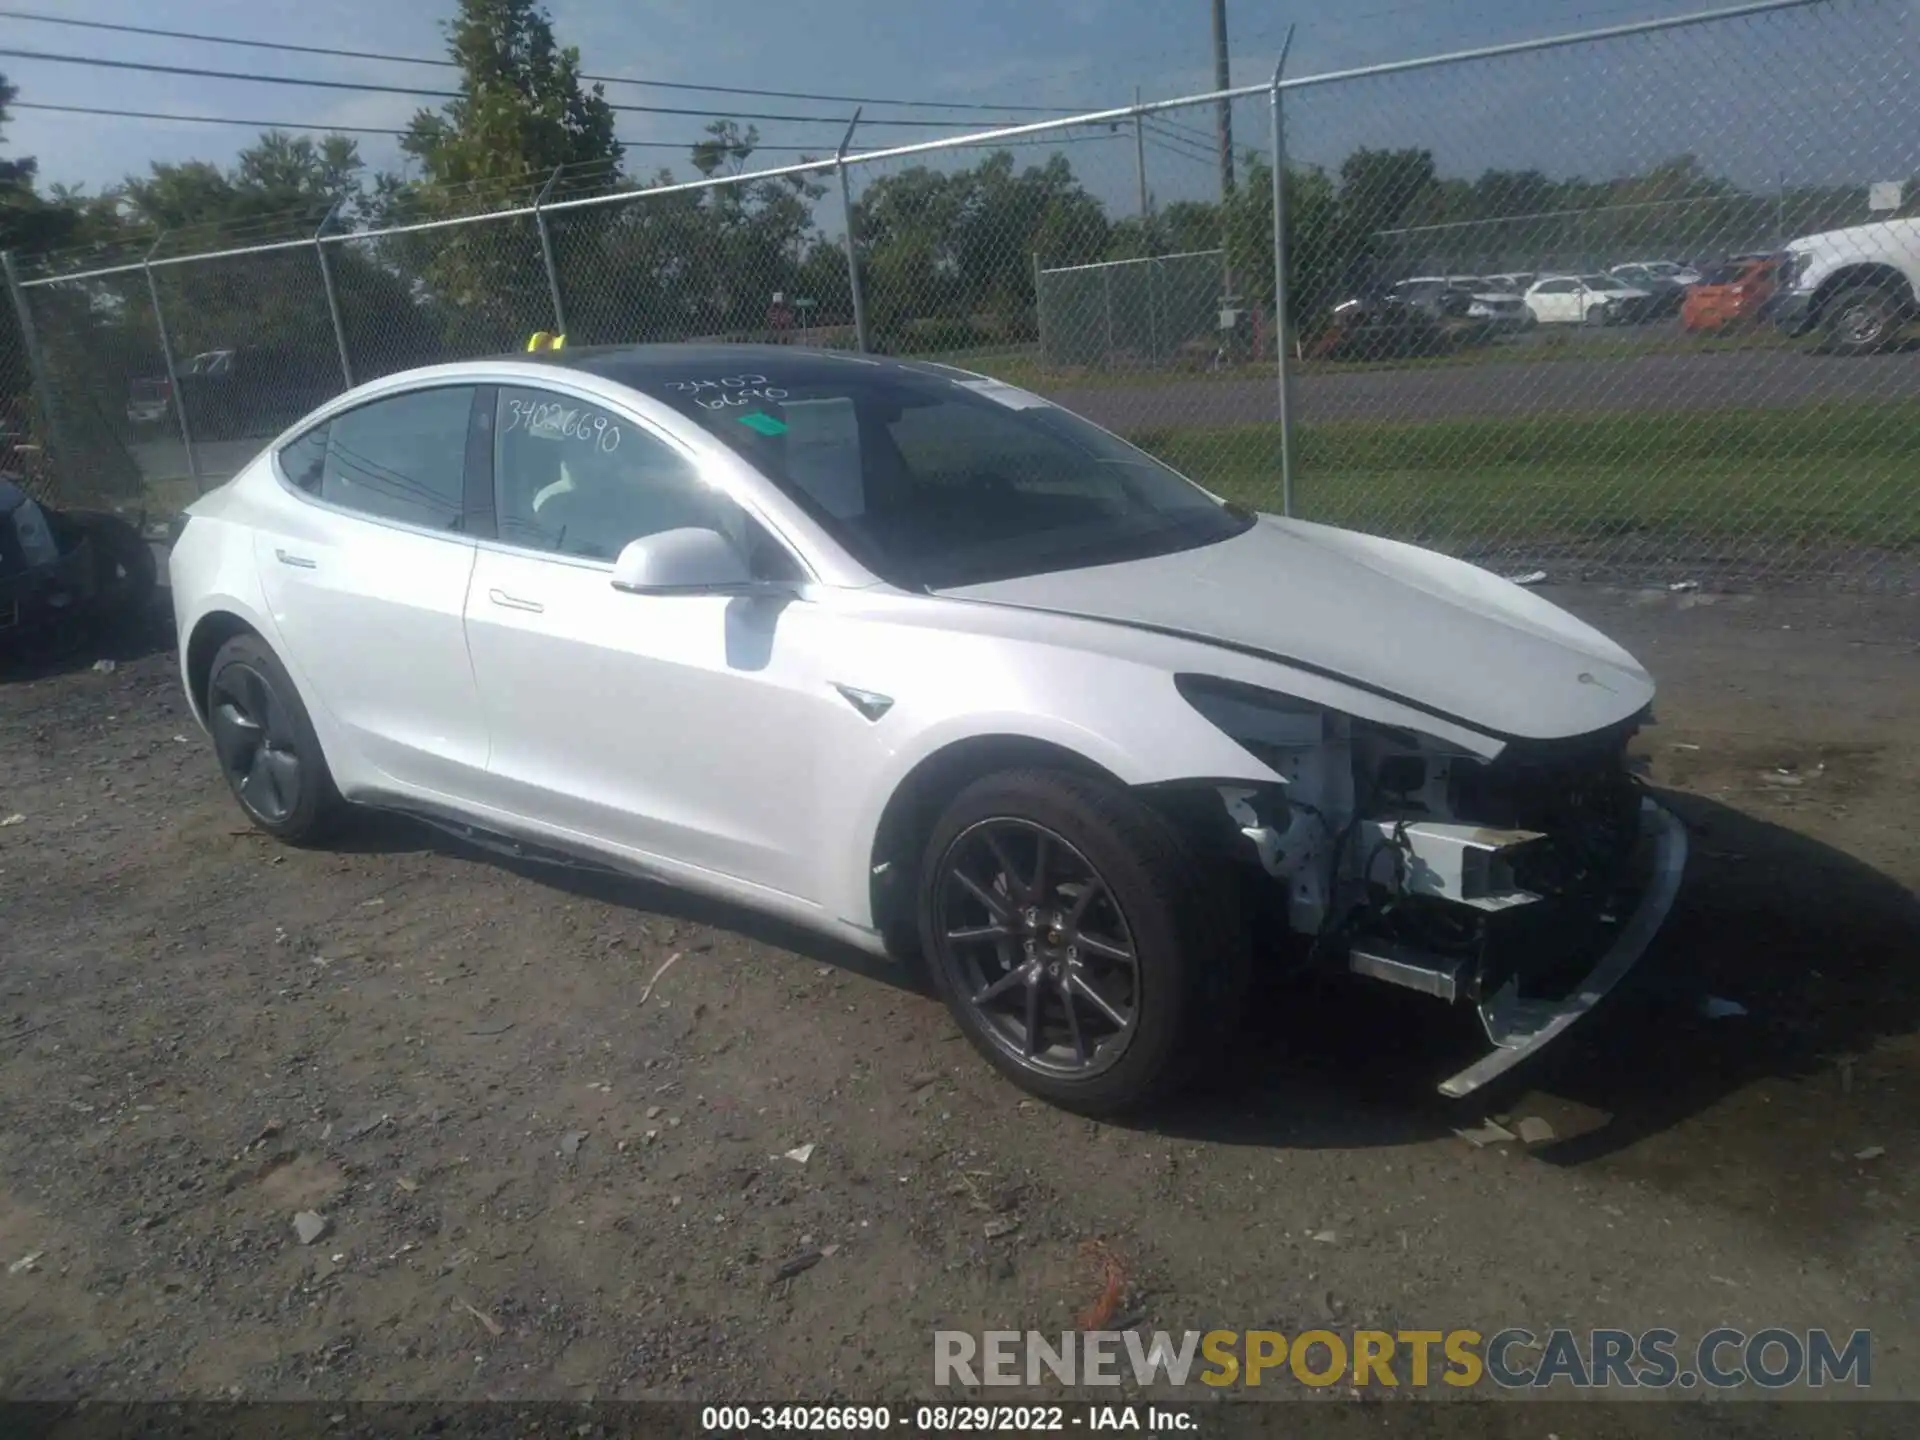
[0,583,1916,1407]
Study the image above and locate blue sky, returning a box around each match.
[1,0,1913,222]
[2,0,1744,191]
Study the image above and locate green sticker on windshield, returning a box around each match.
[737,412,787,435]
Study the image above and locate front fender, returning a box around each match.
[812,619,1286,931]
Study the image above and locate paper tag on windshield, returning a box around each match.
[954,378,1051,410]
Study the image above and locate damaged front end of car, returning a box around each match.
[1173,674,1688,1098]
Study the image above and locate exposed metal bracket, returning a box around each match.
[1437,798,1689,1099]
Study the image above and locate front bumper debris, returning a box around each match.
[1435,796,1688,1099]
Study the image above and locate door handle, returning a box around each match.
[274,549,317,569]
[488,588,544,613]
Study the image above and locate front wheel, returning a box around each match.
[1821,285,1904,355]
[1585,303,1610,327]
[206,633,344,845]
[917,769,1247,1115]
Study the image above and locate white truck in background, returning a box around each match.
[1772,217,1920,354]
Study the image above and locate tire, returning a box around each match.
[66,511,157,627]
[1585,304,1609,327]
[205,633,344,845]
[917,768,1248,1116]
[1821,284,1903,356]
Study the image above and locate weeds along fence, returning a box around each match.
[6,0,1918,591]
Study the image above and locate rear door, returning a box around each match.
[253,383,493,798]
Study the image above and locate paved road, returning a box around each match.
[1047,345,1920,431]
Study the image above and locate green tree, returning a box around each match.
[855,151,1109,348]
[384,0,622,351]
[0,72,76,258]
[399,0,620,199]
[558,122,828,345]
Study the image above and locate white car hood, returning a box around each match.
[939,515,1655,742]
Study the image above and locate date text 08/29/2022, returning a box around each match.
[700,1406,1192,1432]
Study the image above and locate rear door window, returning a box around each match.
[276,386,477,532]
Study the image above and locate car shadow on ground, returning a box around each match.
[336,781,1920,1199]
[1137,790,1920,1205]
[328,808,925,998]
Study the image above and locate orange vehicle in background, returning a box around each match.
[1681,254,1780,333]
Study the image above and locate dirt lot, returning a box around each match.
[1,583,1916,1406]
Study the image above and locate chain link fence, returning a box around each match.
[5,0,1915,589]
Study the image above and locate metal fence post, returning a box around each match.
[1032,252,1046,364]
[836,110,871,353]
[143,237,201,496]
[535,165,572,336]
[2,249,72,497]
[1269,28,1296,517]
[1103,267,1115,369]
[314,202,354,391]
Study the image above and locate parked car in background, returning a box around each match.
[174,344,343,442]
[166,342,1686,1112]
[1309,294,1452,361]
[1443,277,1535,331]
[1612,259,1703,288]
[1388,277,1475,321]
[127,377,171,427]
[1524,274,1656,325]
[1607,264,1688,317]
[1484,272,1536,294]
[1,475,157,658]
[1772,218,1920,355]
[1681,254,1780,333]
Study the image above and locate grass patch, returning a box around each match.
[1130,402,1920,551]
[963,324,1805,392]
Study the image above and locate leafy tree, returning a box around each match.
[0,72,76,258]
[854,151,1109,347]
[557,122,828,345]
[398,0,620,200]
[381,0,623,352]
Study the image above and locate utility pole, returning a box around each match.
[1133,86,1150,219]
[1212,0,1235,198]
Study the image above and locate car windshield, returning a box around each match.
[1582,275,1626,290]
[634,358,1254,590]
[1699,261,1750,284]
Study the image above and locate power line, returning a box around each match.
[1142,120,1218,166]
[10,102,836,152]
[0,8,1099,115]
[0,47,1054,128]
[11,99,1128,155]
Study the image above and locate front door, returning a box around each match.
[461,383,839,902]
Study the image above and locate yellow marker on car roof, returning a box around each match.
[525,331,567,352]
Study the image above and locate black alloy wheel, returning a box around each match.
[209,659,304,825]
[932,817,1140,1079]
[204,633,343,843]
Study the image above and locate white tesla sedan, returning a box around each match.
[169,344,1685,1114]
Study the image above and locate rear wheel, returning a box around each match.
[918,768,1246,1115]
[1822,284,1904,355]
[206,633,343,844]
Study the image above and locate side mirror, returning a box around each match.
[611,527,762,596]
